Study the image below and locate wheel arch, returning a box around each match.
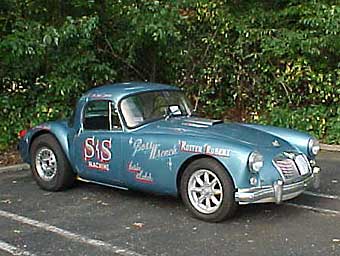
[176,154,236,195]
[29,129,72,166]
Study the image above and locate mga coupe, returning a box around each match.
[18,82,321,222]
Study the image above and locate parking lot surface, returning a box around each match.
[0,151,339,256]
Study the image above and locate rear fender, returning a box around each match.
[20,122,72,166]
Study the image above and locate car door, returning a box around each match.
[120,133,179,194]
[73,99,124,185]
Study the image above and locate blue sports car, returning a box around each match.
[18,82,321,222]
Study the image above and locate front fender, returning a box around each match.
[210,143,253,189]
[242,123,314,158]
[175,137,254,190]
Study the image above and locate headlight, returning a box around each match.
[248,151,264,173]
[308,139,320,156]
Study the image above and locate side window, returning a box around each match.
[83,100,121,130]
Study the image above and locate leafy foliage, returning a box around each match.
[0,0,339,149]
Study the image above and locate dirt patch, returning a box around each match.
[0,145,23,167]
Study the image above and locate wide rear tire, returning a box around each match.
[30,134,75,191]
[180,158,237,222]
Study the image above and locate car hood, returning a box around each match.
[139,117,293,150]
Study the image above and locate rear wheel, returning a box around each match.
[180,158,237,222]
[30,134,75,191]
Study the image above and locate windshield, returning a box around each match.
[120,90,192,128]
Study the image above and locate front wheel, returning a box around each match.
[30,134,75,191]
[180,158,237,222]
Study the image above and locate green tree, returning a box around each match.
[0,0,339,149]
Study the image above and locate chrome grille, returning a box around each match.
[274,158,299,180]
[273,153,311,181]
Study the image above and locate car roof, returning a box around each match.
[83,82,181,103]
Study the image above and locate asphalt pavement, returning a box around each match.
[0,151,339,256]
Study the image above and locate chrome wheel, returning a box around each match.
[35,147,57,181]
[187,169,223,214]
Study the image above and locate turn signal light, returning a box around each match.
[18,129,27,138]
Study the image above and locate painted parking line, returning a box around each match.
[285,203,340,216]
[304,191,340,201]
[0,240,36,256]
[286,191,340,216]
[0,210,145,256]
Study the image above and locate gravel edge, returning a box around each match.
[0,163,30,174]
[320,144,340,152]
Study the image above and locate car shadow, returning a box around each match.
[74,180,309,223]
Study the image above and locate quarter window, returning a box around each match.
[83,100,121,130]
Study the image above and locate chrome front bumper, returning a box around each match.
[235,166,321,205]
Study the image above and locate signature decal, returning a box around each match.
[136,171,153,184]
[128,161,154,184]
[90,93,112,98]
[84,137,112,171]
[128,161,142,173]
[130,138,177,160]
[179,140,230,157]
[205,145,230,157]
[179,140,202,153]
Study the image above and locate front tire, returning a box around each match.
[180,158,237,222]
[30,134,75,191]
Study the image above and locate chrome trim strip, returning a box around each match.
[76,176,128,191]
[235,172,316,205]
